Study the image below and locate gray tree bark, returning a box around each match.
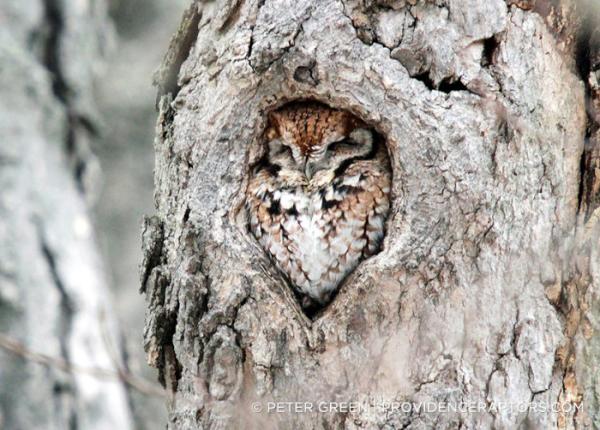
[144,0,600,428]
[0,1,133,429]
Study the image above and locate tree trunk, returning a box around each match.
[144,0,600,428]
[0,1,133,429]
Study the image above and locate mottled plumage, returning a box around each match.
[246,102,391,310]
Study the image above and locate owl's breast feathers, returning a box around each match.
[246,151,391,307]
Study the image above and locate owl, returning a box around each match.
[246,101,391,312]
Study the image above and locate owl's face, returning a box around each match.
[264,103,374,180]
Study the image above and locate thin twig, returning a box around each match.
[0,332,166,398]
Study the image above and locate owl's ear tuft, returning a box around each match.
[265,111,282,140]
[265,126,279,141]
[268,111,282,127]
[345,115,365,133]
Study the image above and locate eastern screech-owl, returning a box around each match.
[246,101,391,311]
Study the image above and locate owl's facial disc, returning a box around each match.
[265,103,374,181]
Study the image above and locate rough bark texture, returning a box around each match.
[145,0,600,428]
[0,1,133,429]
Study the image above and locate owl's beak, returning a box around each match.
[304,159,314,180]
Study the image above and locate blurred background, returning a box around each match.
[0,0,187,429]
[96,0,188,428]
